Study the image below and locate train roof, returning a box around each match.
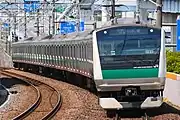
[95,18,160,32]
[13,18,160,45]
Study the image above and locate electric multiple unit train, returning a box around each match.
[12,22,166,110]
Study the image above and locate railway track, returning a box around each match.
[0,69,62,120]
[1,68,179,120]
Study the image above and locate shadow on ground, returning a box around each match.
[117,103,179,118]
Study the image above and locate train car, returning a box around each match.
[12,21,166,110]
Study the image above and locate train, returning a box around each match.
[12,20,166,110]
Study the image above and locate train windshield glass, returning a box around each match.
[96,26,161,69]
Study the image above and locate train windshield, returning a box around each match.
[96,26,161,70]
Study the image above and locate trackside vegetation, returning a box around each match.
[166,50,180,74]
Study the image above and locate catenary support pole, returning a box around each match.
[52,0,55,34]
[156,0,162,27]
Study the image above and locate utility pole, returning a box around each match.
[14,0,17,39]
[14,15,17,38]
[156,0,162,27]
[49,16,51,35]
[136,0,140,24]
[76,0,80,33]
[42,0,46,33]
[8,19,11,56]
[7,18,11,55]
[36,9,40,36]
[111,0,115,20]
[24,11,27,38]
[52,0,55,34]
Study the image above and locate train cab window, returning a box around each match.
[96,26,161,70]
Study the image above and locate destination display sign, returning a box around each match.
[108,28,149,36]
[101,27,159,36]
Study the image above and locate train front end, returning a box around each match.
[93,25,166,110]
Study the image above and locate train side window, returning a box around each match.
[43,45,45,64]
[55,45,58,66]
[62,44,64,57]
[61,44,64,66]
[89,42,93,60]
[78,44,81,59]
[47,45,49,64]
[26,45,28,61]
[74,44,77,58]
[55,44,57,66]
[36,45,38,62]
[80,44,82,59]
[50,45,53,65]
[87,43,90,60]
[27,46,29,61]
[43,45,45,62]
[37,45,39,62]
[65,44,68,57]
[41,45,43,63]
[83,43,85,59]
[66,45,69,57]
[72,44,74,58]
[61,44,63,57]
[35,45,38,62]
[61,45,64,57]
[45,45,47,64]
[68,44,70,58]
[55,45,57,56]
[29,45,31,61]
[59,44,62,56]
[69,44,71,58]
[64,44,66,66]
[32,45,34,62]
[33,45,35,62]
[38,45,40,62]
[71,44,73,58]
[70,44,73,69]
[85,43,87,60]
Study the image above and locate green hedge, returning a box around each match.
[166,50,180,74]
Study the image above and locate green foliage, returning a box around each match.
[166,50,180,74]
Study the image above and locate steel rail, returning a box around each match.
[1,69,62,120]
[0,70,41,120]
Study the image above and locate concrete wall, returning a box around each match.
[164,72,180,110]
[0,44,13,68]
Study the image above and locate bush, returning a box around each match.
[166,50,180,74]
